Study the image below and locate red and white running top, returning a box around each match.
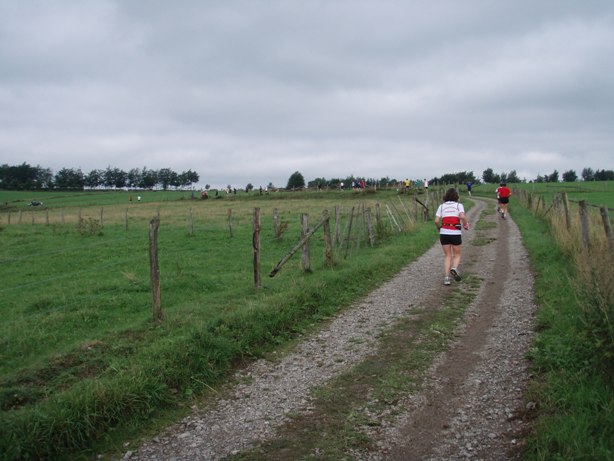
[436,201,465,235]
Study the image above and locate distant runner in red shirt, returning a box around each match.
[496,182,511,219]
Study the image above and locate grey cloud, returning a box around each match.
[1,1,613,188]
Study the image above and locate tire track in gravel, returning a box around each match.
[125,198,535,461]
[364,199,536,460]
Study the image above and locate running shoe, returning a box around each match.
[443,276,451,286]
[450,268,461,281]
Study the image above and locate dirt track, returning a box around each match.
[125,197,536,461]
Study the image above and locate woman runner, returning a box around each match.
[435,188,470,285]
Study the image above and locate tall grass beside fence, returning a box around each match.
[515,189,614,377]
[511,195,614,460]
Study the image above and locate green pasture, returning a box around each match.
[0,188,437,460]
[472,180,614,208]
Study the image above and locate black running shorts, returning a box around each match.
[498,197,509,204]
[440,234,462,246]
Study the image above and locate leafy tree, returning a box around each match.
[482,168,498,184]
[581,167,595,181]
[103,167,127,189]
[0,163,51,190]
[507,170,521,183]
[158,168,176,190]
[141,168,158,189]
[436,171,477,185]
[55,168,85,190]
[594,169,614,181]
[127,168,141,188]
[547,170,559,183]
[84,169,104,189]
[562,170,577,182]
[286,171,305,189]
[308,177,328,188]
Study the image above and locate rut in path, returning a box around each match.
[126,198,536,461]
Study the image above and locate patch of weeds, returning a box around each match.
[0,337,144,411]
[472,216,498,246]
[474,220,497,230]
[472,236,497,246]
[76,217,103,236]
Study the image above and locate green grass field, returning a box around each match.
[1,184,612,460]
[471,180,614,208]
[0,188,440,460]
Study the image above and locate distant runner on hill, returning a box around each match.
[496,183,511,219]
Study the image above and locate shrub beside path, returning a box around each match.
[125,197,536,460]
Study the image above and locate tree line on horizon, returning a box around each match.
[1,162,613,192]
[298,166,614,191]
[0,163,199,191]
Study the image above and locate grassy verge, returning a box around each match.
[511,202,614,460]
[0,191,438,460]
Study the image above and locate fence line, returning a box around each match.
[515,189,614,258]
[2,196,421,326]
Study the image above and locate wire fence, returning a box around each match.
[1,192,445,329]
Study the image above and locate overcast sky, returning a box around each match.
[1,1,613,188]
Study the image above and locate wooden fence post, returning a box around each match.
[149,217,163,323]
[343,206,355,258]
[227,208,233,238]
[562,193,571,231]
[253,207,261,288]
[527,194,533,211]
[273,208,280,239]
[356,202,364,251]
[323,209,333,266]
[46,210,49,226]
[334,205,341,245]
[188,207,193,236]
[269,214,329,277]
[579,200,590,249]
[301,213,311,272]
[600,206,614,257]
[535,196,542,214]
[366,208,375,247]
[125,208,129,231]
[375,203,383,240]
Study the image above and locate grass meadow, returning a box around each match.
[0,187,439,460]
[470,180,614,208]
[2,182,613,460]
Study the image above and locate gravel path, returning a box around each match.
[124,197,536,461]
